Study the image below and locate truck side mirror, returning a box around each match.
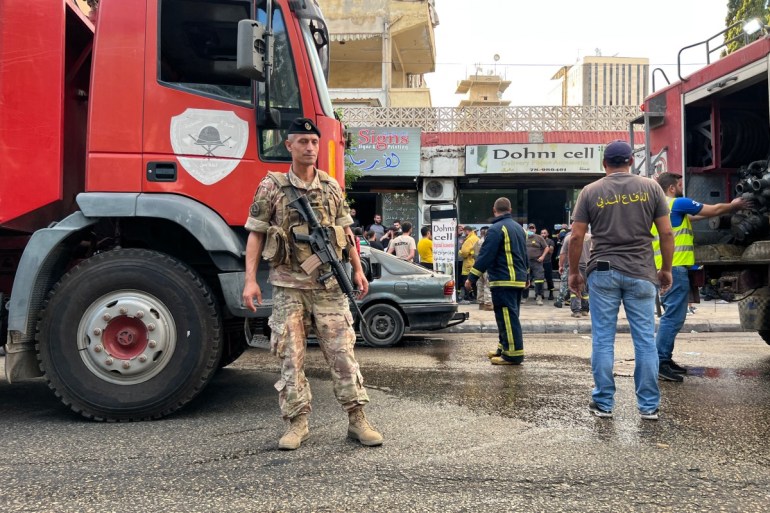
[236,19,267,82]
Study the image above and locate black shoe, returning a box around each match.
[553,300,563,309]
[640,409,660,421]
[588,401,613,418]
[548,292,554,300]
[668,360,687,374]
[658,363,684,382]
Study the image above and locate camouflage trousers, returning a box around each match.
[477,272,492,305]
[269,285,369,420]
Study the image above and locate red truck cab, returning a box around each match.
[0,0,345,420]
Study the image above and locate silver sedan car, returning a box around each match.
[357,246,467,347]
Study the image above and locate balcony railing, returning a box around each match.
[338,106,643,132]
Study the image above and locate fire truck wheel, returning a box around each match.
[36,248,223,421]
[758,330,770,346]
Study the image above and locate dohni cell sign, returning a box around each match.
[466,144,605,174]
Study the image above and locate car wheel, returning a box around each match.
[36,249,222,421]
[359,304,405,347]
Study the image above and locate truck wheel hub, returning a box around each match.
[77,291,177,385]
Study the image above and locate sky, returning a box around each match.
[426,0,731,106]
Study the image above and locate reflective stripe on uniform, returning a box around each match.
[501,307,524,357]
[489,280,527,287]
[651,197,695,268]
[501,226,518,283]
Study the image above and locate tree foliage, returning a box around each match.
[336,110,363,196]
[724,0,769,53]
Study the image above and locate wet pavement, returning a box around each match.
[451,295,743,334]
[1,330,769,512]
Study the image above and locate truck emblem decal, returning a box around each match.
[170,109,248,185]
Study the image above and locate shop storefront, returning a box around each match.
[455,143,605,231]
[346,127,422,233]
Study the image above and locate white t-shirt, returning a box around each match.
[388,234,416,261]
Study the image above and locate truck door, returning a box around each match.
[142,0,306,226]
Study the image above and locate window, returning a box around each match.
[159,0,252,104]
[256,4,303,161]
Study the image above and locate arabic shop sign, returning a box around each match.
[348,127,421,176]
[465,144,604,174]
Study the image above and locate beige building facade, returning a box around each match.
[550,56,649,107]
[321,0,438,107]
[455,73,511,107]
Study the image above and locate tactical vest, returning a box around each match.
[651,197,695,269]
[261,170,348,273]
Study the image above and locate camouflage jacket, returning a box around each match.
[245,168,353,289]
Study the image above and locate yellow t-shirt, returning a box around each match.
[417,238,433,264]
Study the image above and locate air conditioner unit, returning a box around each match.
[422,206,432,225]
[422,179,455,202]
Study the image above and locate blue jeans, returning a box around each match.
[588,269,660,414]
[655,266,690,364]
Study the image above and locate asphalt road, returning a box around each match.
[1,332,769,512]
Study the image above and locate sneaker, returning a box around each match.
[571,312,581,318]
[669,360,687,374]
[658,363,684,382]
[588,401,613,418]
[553,300,563,309]
[581,311,589,317]
[521,297,528,304]
[640,409,660,421]
[688,306,697,314]
[536,296,544,306]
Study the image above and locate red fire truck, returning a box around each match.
[0,0,345,420]
[634,20,770,344]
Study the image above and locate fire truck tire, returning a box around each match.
[218,320,249,368]
[36,248,223,421]
[758,330,770,346]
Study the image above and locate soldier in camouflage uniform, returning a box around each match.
[242,118,383,450]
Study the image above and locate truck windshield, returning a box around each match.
[299,19,334,118]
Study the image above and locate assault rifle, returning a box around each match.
[287,189,364,320]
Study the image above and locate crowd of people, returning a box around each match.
[346,140,736,421]
[240,118,736,450]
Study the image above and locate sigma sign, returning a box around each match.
[357,129,411,150]
[348,126,421,177]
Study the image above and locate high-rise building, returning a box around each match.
[550,56,649,106]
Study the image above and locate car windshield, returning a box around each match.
[364,247,433,276]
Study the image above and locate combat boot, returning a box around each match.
[487,350,501,358]
[278,414,309,450]
[348,408,383,446]
[490,356,523,365]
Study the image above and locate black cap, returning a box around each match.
[604,140,633,163]
[288,117,321,137]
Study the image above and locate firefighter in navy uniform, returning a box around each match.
[465,197,528,365]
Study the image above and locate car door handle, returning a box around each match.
[147,162,177,182]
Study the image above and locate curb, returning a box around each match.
[438,320,744,335]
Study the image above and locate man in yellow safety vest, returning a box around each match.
[651,172,750,382]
